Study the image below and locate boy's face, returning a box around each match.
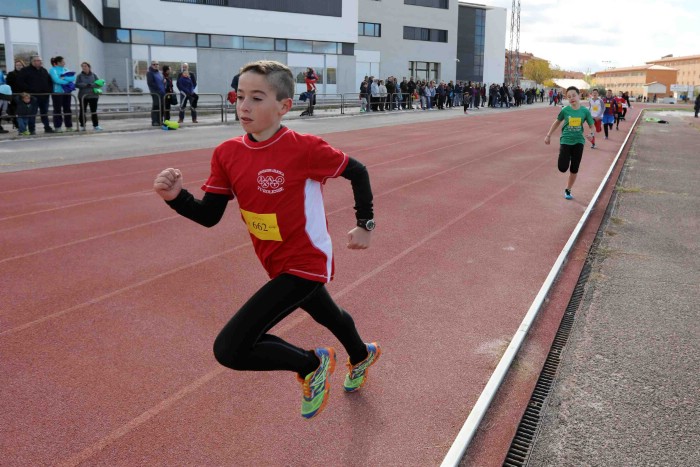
[236,71,292,136]
[606,90,612,98]
[592,90,599,99]
[566,90,579,104]
[22,96,31,103]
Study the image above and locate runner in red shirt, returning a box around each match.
[614,92,626,131]
[154,61,381,420]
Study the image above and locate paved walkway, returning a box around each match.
[527,110,700,466]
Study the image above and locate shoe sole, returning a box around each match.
[303,348,336,419]
[344,345,382,393]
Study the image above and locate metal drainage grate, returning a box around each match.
[502,263,591,467]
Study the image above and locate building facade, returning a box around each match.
[593,65,678,99]
[1,0,505,97]
[646,54,700,96]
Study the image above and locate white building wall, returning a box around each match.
[119,0,358,42]
[357,0,458,82]
[483,6,506,85]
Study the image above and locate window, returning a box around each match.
[211,35,243,49]
[404,26,447,43]
[40,0,70,19]
[275,39,286,51]
[359,22,381,37]
[104,0,120,6]
[197,34,210,47]
[409,61,440,81]
[404,0,448,8]
[313,41,337,54]
[116,29,130,43]
[165,32,196,47]
[131,30,165,45]
[0,0,39,17]
[287,40,313,53]
[244,36,274,51]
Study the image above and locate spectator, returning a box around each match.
[146,60,165,126]
[15,92,38,136]
[181,63,197,90]
[359,77,369,112]
[378,79,387,111]
[177,69,198,123]
[0,83,10,133]
[301,67,318,116]
[16,55,54,133]
[75,61,103,131]
[230,72,239,92]
[162,65,175,122]
[49,56,76,132]
[370,78,380,111]
[5,60,25,130]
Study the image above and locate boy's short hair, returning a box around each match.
[566,86,580,94]
[20,92,31,98]
[239,60,295,100]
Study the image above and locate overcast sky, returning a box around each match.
[486,0,700,73]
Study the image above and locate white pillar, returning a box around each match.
[3,17,14,71]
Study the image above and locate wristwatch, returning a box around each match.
[357,219,376,231]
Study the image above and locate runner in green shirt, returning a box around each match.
[544,86,595,200]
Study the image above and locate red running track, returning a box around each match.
[0,106,638,466]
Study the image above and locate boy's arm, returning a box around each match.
[154,168,229,227]
[341,157,373,220]
[341,157,374,249]
[544,119,562,145]
[166,189,229,228]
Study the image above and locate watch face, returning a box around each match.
[365,219,376,231]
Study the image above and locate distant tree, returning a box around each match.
[523,59,554,85]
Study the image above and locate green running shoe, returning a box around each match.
[297,347,336,419]
[344,342,382,393]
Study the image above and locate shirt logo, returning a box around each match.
[257,169,285,194]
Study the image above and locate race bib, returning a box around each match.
[592,106,600,112]
[568,117,582,127]
[605,103,611,108]
[240,209,282,241]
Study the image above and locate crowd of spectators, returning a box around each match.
[357,76,547,114]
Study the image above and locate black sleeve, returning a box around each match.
[165,189,230,227]
[340,157,374,220]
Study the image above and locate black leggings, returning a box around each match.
[79,98,99,127]
[558,143,584,174]
[213,274,368,377]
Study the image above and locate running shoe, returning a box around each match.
[344,342,382,393]
[564,189,573,200]
[297,347,336,419]
[94,126,103,131]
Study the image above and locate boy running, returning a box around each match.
[544,86,595,200]
[601,89,617,139]
[614,91,626,130]
[588,88,604,149]
[153,60,381,420]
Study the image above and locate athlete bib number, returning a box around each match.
[240,209,282,241]
[605,103,611,108]
[568,117,582,127]
[592,106,600,112]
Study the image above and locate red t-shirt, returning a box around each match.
[202,128,349,283]
[614,96,626,113]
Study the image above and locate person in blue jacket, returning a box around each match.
[176,69,197,123]
[146,60,165,126]
[49,56,76,131]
